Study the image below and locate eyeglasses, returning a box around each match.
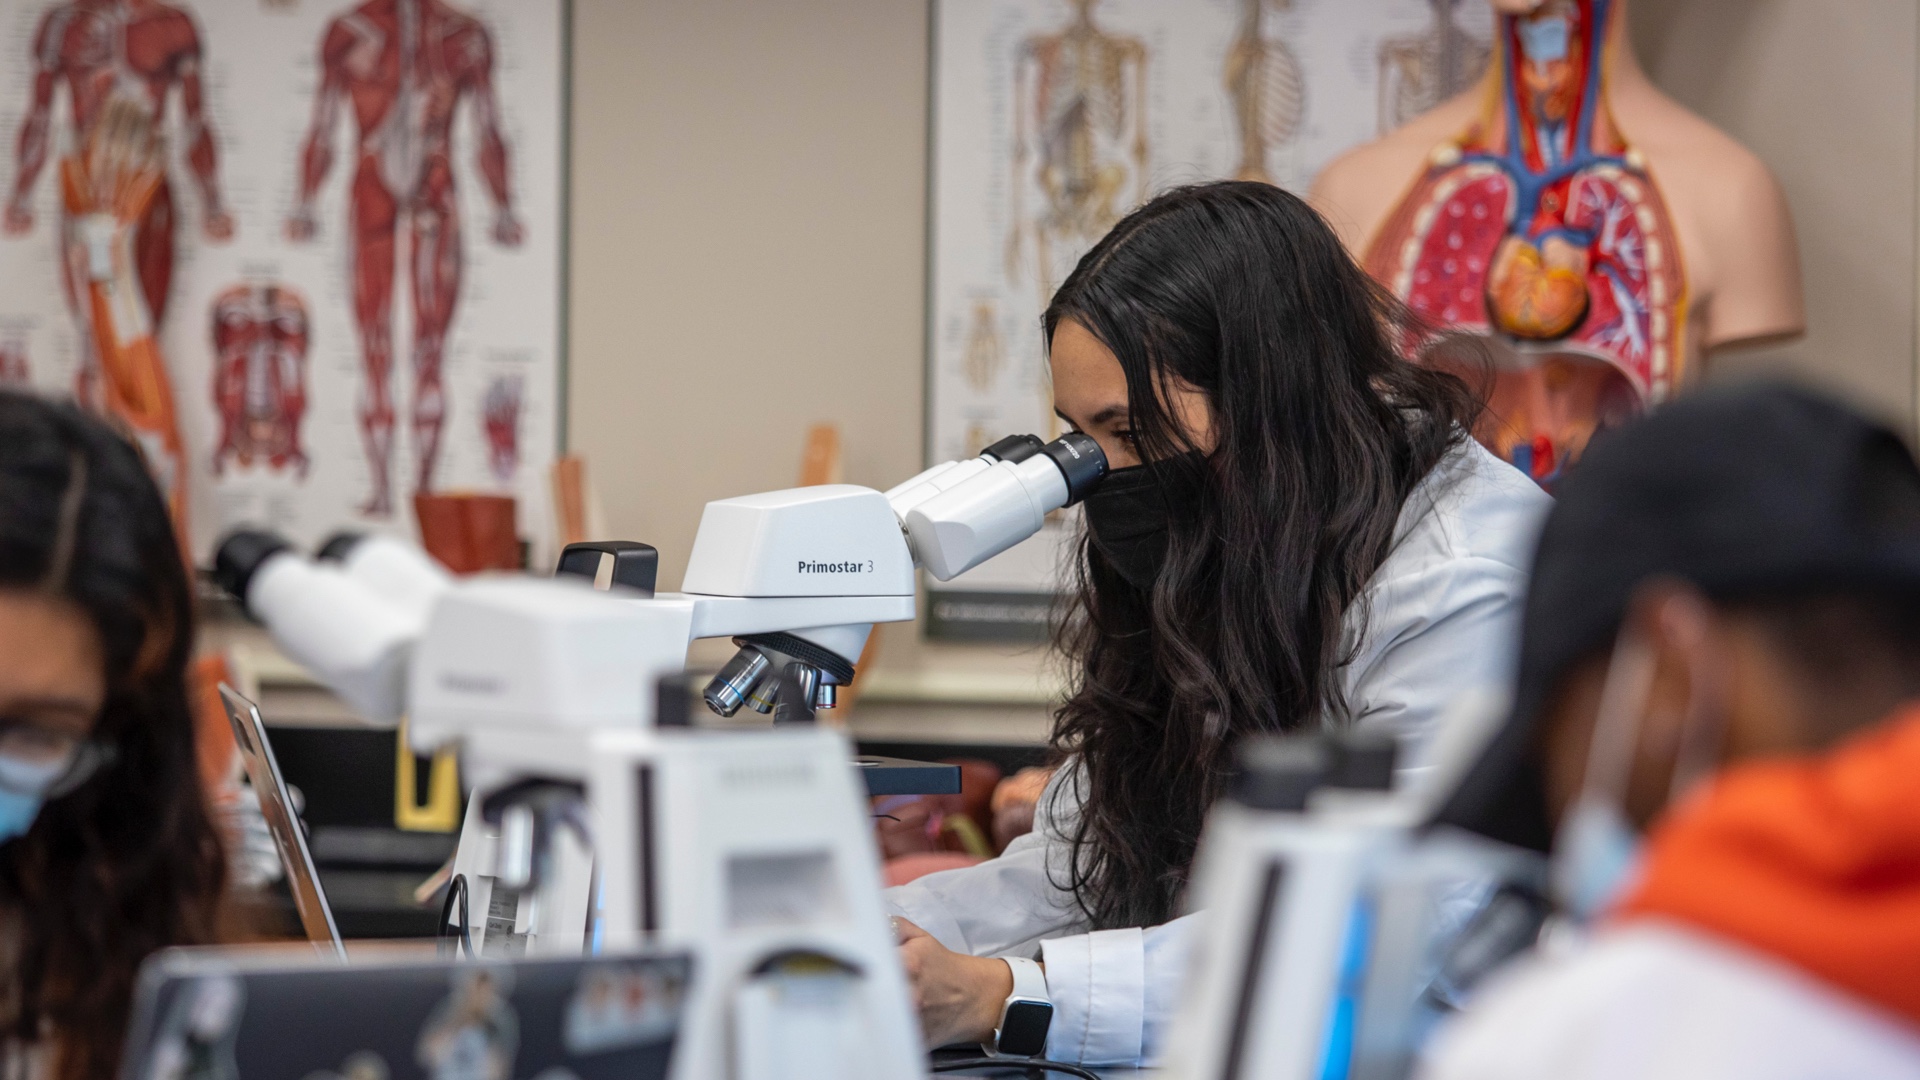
[0,718,116,798]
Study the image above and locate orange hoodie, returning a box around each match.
[1615,704,1920,1027]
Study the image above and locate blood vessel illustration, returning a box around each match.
[286,0,525,516]
[5,0,233,551]
[211,283,310,477]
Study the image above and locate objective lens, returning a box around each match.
[744,674,781,715]
[773,662,820,725]
[702,647,771,717]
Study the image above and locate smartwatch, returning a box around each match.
[993,956,1053,1058]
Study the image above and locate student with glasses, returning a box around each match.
[0,392,227,1080]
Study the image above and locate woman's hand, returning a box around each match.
[894,917,1016,1048]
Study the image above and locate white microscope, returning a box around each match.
[212,431,1106,1080]
[1163,727,1546,1080]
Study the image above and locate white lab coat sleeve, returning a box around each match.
[1038,912,1199,1067]
[1345,554,1529,769]
[884,768,1088,957]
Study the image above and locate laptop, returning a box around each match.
[118,946,692,1080]
[219,683,345,958]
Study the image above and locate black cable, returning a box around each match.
[439,873,475,959]
[931,1057,1102,1080]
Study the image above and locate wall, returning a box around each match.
[567,0,1057,691]
[569,0,930,581]
[566,0,1920,695]
[1632,0,1920,431]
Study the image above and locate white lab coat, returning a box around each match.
[1417,921,1920,1080]
[885,438,1550,1066]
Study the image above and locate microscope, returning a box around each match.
[214,432,1105,1080]
[1163,728,1547,1080]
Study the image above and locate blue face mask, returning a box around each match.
[0,788,43,846]
[1547,631,1658,923]
[1550,795,1643,922]
[0,755,69,846]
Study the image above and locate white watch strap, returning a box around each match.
[1002,956,1049,1004]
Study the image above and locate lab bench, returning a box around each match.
[244,687,1051,939]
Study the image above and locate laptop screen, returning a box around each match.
[219,683,345,956]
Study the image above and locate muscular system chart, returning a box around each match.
[0,0,563,564]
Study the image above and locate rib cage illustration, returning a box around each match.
[1224,0,1304,185]
[1377,0,1490,134]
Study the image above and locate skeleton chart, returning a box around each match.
[928,0,1491,636]
[0,0,564,566]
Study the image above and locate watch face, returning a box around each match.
[997,1000,1053,1058]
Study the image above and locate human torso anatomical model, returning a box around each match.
[4,0,232,551]
[211,283,310,478]
[1006,0,1147,303]
[287,0,523,516]
[1223,0,1304,185]
[1313,0,1802,486]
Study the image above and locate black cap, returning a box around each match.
[1434,382,1920,851]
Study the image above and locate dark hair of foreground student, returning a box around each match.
[0,392,226,1080]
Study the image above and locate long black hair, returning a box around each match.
[1044,182,1479,929]
[0,392,226,1079]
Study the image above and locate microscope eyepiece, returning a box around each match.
[315,531,367,563]
[980,433,1044,464]
[1229,730,1401,812]
[212,529,294,612]
[1041,432,1108,506]
[1231,736,1333,812]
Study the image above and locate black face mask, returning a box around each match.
[1082,452,1206,591]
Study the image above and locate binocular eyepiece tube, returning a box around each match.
[902,431,1108,582]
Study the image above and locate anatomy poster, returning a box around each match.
[0,0,565,565]
[927,0,1490,638]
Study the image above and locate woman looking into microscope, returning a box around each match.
[0,392,229,1079]
[886,181,1549,1065]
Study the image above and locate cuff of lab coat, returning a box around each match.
[1039,927,1146,1066]
[883,888,971,954]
